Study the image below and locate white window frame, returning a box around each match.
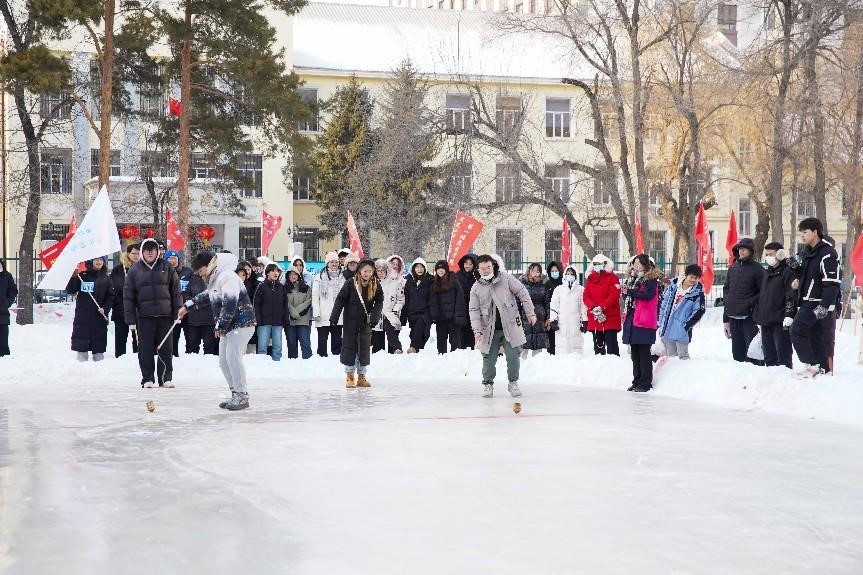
[298,88,321,133]
[593,229,620,264]
[496,163,521,203]
[738,196,752,236]
[445,94,471,133]
[545,97,571,139]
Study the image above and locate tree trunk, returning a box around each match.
[803,8,828,231]
[176,0,193,260]
[628,16,650,254]
[98,0,115,193]
[768,1,796,243]
[754,198,771,256]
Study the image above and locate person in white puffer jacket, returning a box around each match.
[549,265,587,355]
[312,251,346,357]
[377,255,406,354]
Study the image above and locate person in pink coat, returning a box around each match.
[582,254,622,356]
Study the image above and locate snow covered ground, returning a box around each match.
[1,307,862,574]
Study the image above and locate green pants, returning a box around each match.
[481,330,522,384]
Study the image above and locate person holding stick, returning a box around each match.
[124,238,181,388]
[66,256,113,361]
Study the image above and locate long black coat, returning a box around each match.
[753,261,797,326]
[330,279,384,368]
[403,273,433,321]
[253,279,287,326]
[123,258,181,325]
[67,266,112,353]
[109,262,130,324]
[520,277,549,350]
[183,273,214,327]
[430,280,466,325]
[455,254,476,321]
[0,269,18,326]
[722,241,766,321]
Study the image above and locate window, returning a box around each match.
[718,3,737,31]
[593,165,614,205]
[40,93,71,119]
[496,229,523,268]
[191,153,216,179]
[445,94,471,133]
[648,230,666,264]
[295,226,320,263]
[90,149,121,178]
[141,151,174,178]
[545,164,570,202]
[239,227,261,263]
[545,98,571,138]
[292,171,315,201]
[40,148,72,194]
[139,63,165,118]
[795,188,816,218]
[236,154,263,198]
[545,229,562,264]
[40,223,70,243]
[738,197,752,236]
[446,162,472,200]
[495,163,520,202]
[737,138,753,165]
[594,230,619,263]
[495,95,522,140]
[766,5,776,30]
[298,89,320,132]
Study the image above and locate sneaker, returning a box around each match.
[76,352,89,362]
[627,384,637,392]
[346,372,357,389]
[357,374,371,388]
[225,393,249,411]
[161,380,175,388]
[482,383,494,398]
[632,385,652,393]
[794,364,822,379]
[393,349,403,355]
[219,392,238,409]
[142,381,155,388]
[507,382,522,398]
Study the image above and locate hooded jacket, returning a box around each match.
[253,277,287,326]
[403,257,433,320]
[312,252,347,327]
[582,255,622,331]
[455,254,477,320]
[544,261,563,308]
[796,238,840,311]
[753,259,797,325]
[185,252,256,334]
[285,275,313,327]
[468,267,535,354]
[289,254,315,288]
[430,260,466,325]
[0,263,18,326]
[549,266,586,354]
[330,275,384,367]
[124,238,182,325]
[658,276,706,343]
[380,255,406,328]
[66,258,113,353]
[721,238,766,321]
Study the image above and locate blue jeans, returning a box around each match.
[286,324,313,359]
[256,325,284,361]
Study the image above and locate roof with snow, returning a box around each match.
[292,3,592,82]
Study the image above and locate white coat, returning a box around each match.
[549,272,587,354]
[312,266,346,326]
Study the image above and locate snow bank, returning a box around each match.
[2,307,862,427]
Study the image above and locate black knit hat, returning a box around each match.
[356,259,376,273]
[435,259,448,271]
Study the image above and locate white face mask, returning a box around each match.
[593,264,603,273]
[480,273,494,281]
[564,275,576,285]
[765,255,777,267]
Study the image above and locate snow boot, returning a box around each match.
[225,393,249,411]
[507,382,522,398]
[482,383,494,398]
[92,353,104,362]
[142,381,155,388]
[357,374,371,387]
[76,352,89,362]
[627,384,637,392]
[407,347,417,354]
[219,392,239,409]
[346,372,357,388]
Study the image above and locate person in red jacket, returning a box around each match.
[582,254,622,356]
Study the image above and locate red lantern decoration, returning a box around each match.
[120,225,140,240]
[196,226,215,246]
[145,228,155,239]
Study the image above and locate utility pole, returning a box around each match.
[1,37,7,262]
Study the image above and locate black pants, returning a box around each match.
[171,320,188,357]
[460,325,475,350]
[137,316,174,385]
[630,343,654,390]
[185,324,218,355]
[821,313,836,373]
[791,307,827,367]
[761,324,793,369]
[114,319,138,358]
[729,317,759,363]
[0,324,9,357]
[409,315,431,350]
[548,329,556,355]
[372,318,403,353]
[435,320,462,353]
[592,330,620,356]
[316,325,343,357]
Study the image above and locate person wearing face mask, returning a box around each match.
[549,265,586,354]
[621,254,662,392]
[520,263,550,357]
[66,256,113,362]
[753,242,797,369]
[657,264,706,360]
[312,251,346,357]
[455,254,478,349]
[544,261,563,354]
[583,254,622,356]
[721,237,766,363]
[330,259,384,388]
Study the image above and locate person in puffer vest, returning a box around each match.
[658,264,706,360]
[621,254,662,392]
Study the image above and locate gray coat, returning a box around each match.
[469,272,536,354]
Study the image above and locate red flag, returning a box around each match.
[165,209,185,251]
[169,97,181,117]
[261,209,282,256]
[634,211,645,254]
[38,216,84,271]
[726,208,738,266]
[446,211,484,271]
[346,211,364,259]
[850,231,863,288]
[695,202,714,294]
[561,217,572,266]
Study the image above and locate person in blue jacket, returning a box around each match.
[657,264,706,360]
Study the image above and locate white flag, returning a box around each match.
[38,187,121,290]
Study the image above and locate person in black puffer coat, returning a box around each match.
[403,257,434,352]
[124,238,182,387]
[0,258,19,357]
[110,243,140,357]
[67,256,113,361]
[721,237,766,363]
[182,269,217,355]
[544,261,563,354]
[520,262,549,356]
[430,260,466,353]
[455,254,477,349]
[253,263,287,361]
[243,261,260,353]
[753,242,797,369]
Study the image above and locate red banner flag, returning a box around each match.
[695,202,714,294]
[634,211,645,254]
[165,209,185,252]
[261,209,282,256]
[346,211,364,259]
[850,231,863,288]
[726,208,738,266]
[561,217,572,265]
[38,216,84,271]
[169,97,181,117]
[447,211,484,271]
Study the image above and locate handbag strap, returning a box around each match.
[355,280,371,318]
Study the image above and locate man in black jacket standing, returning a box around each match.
[124,238,182,388]
[753,242,797,369]
[722,237,766,362]
[110,243,140,357]
[0,259,18,357]
[791,218,841,378]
